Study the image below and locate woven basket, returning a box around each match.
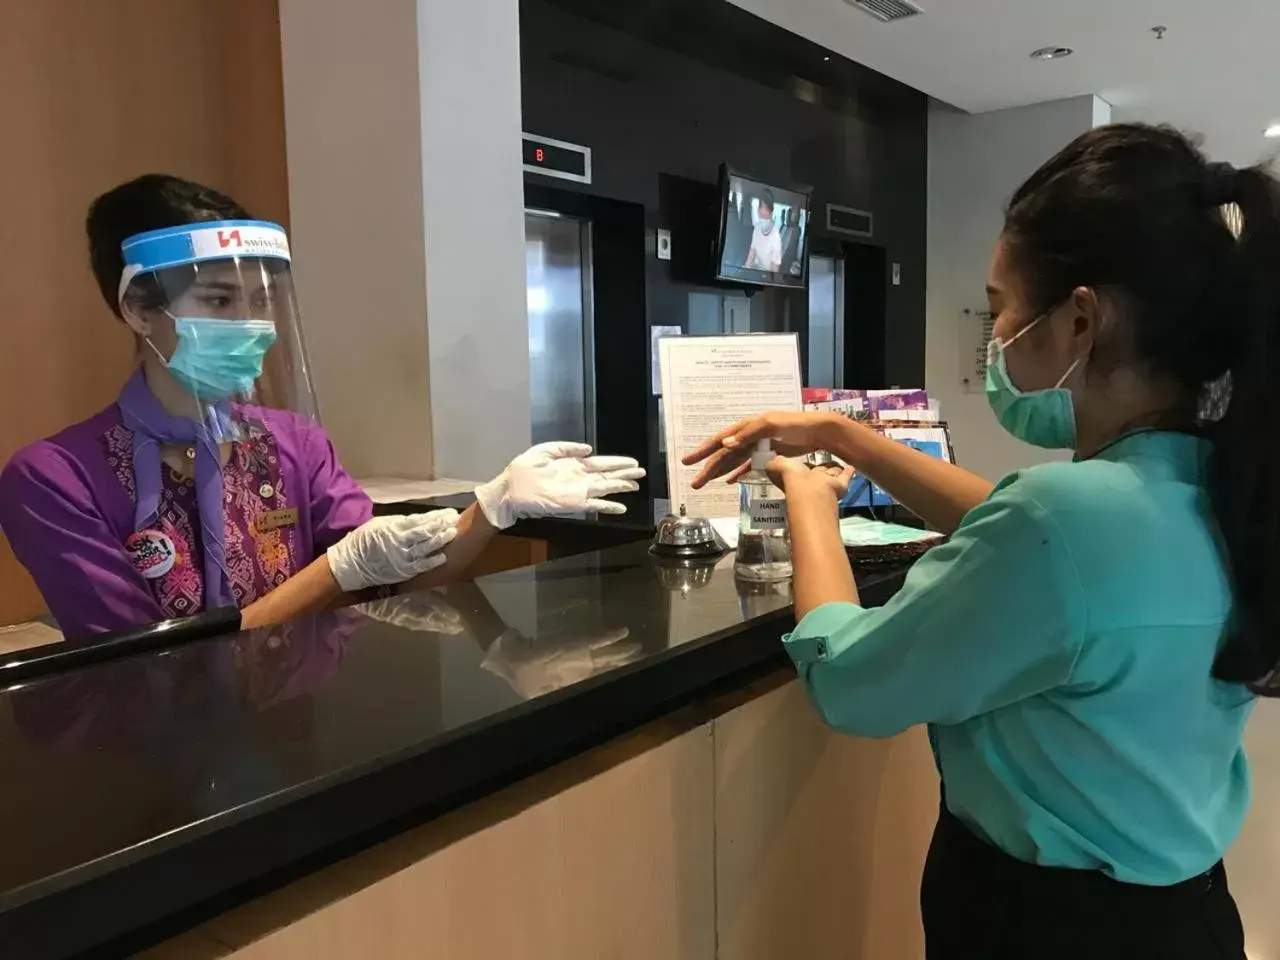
[845,535,945,566]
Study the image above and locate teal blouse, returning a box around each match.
[784,431,1253,885]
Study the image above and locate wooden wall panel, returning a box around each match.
[141,681,940,960]
[714,682,938,960]
[0,0,289,625]
[188,722,716,960]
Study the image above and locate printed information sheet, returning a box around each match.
[659,334,802,518]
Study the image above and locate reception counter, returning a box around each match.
[372,488,664,572]
[0,538,938,959]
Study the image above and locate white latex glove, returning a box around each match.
[326,510,460,592]
[474,442,646,531]
[481,627,642,700]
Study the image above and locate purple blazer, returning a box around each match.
[0,402,372,638]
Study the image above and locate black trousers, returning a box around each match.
[921,804,1246,959]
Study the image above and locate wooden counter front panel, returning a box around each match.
[714,682,938,960]
[198,723,716,960]
[145,682,938,959]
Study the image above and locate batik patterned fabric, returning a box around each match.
[103,414,304,619]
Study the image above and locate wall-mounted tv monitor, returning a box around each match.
[714,166,812,290]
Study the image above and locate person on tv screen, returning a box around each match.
[744,189,782,273]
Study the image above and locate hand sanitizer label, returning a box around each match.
[749,498,787,530]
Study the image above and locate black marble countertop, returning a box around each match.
[0,542,910,958]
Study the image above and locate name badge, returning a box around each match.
[125,530,177,579]
[257,507,299,532]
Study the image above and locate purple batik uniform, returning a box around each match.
[0,375,372,638]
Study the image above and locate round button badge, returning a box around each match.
[124,530,178,580]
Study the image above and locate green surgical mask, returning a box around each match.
[985,313,1082,449]
[150,314,278,401]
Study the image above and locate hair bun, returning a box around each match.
[1204,162,1239,207]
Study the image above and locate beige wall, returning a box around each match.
[1228,699,1280,960]
[0,0,290,625]
[924,95,1109,483]
[277,0,532,484]
[416,0,532,482]
[276,0,435,481]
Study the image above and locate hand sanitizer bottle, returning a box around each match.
[734,440,793,582]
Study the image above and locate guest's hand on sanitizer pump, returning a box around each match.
[683,411,852,488]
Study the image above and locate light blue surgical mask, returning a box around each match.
[985,312,1083,449]
[151,315,278,400]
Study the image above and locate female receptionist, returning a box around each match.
[0,175,643,639]
[684,125,1271,958]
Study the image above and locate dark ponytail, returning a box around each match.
[1002,123,1280,692]
[1206,166,1280,690]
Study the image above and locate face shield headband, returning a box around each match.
[117,219,291,307]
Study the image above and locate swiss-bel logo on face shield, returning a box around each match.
[238,233,288,255]
[191,225,290,261]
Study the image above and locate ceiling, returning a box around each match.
[726,0,1280,166]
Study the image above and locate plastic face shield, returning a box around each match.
[117,220,320,438]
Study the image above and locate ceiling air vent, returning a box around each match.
[847,0,922,23]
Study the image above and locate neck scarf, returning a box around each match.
[116,368,235,609]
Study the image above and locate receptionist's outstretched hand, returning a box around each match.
[475,443,646,530]
[683,411,848,489]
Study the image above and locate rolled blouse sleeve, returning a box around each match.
[782,485,1087,739]
[0,444,164,637]
[302,425,374,554]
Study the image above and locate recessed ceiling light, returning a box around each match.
[1265,123,1280,139]
[1030,46,1074,61]
[824,55,831,62]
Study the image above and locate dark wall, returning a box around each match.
[520,0,929,488]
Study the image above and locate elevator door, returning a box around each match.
[525,211,595,446]
[808,254,845,388]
